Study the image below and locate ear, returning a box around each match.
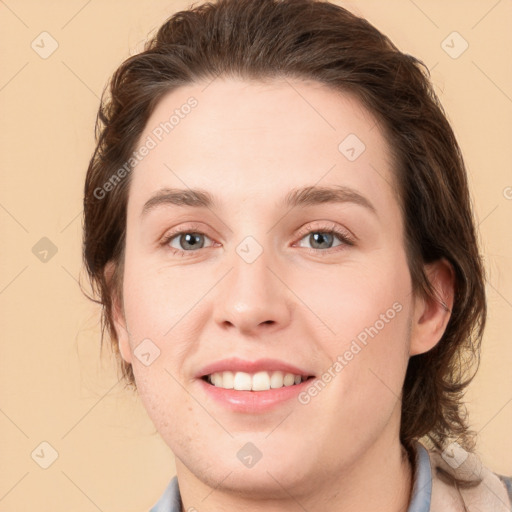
[409,258,455,356]
[104,261,132,364]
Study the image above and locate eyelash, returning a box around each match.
[160,222,355,258]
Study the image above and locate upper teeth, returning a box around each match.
[207,371,305,391]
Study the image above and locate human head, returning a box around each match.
[83,0,485,467]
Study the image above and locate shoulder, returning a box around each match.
[422,442,512,512]
[498,473,512,504]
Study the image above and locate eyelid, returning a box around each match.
[160,222,215,246]
[161,222,207,238]
[293,221,356,246]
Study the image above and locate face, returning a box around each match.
[112,78,424,497]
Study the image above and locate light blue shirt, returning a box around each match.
[150,441,432,512]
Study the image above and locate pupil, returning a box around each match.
[182,233,203,250]
[311,232,332,249]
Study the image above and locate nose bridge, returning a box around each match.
[213,233,291,333]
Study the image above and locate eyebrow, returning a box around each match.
[140,184,377,218]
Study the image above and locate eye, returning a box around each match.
[161,226,215,256]
[295,223,355,254]
[160,222,355,257]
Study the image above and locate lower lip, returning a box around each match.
[197,377,317,413]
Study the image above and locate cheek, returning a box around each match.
[119,256,215,427]
[131,363,199,459]
[303,250,413,412]
[121,256,211,342]
[331,307,412,441]
[296,252,412,343]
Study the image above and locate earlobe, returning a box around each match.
[409,258,455,356]
[104,261,132,364]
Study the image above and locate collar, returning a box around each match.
[408,441,432,512]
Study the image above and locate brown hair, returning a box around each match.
[83,0,486,460]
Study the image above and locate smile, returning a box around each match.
[202,370,312,391]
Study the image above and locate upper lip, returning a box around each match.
[196,357,315,379]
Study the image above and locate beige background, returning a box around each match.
[0,0,511,510]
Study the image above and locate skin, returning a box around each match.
[108,78,454,512]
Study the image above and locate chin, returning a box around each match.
[208,448,313,494]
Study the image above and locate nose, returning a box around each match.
[212,247,293,336]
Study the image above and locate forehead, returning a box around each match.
[127,78,398,218]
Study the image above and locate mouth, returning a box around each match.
[195,358,318,413]
[198,370,318,413]
[195,357,318,412]
[200,371,316,391]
